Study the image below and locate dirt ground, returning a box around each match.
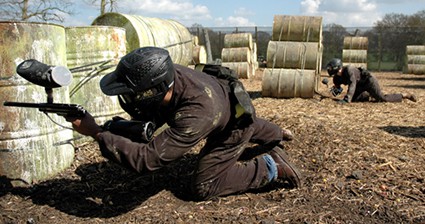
[1,70,424,224]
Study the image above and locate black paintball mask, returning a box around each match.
[326,58,342,77]
[100,47,175,116]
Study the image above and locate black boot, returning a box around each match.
[269,147,302,188]
[403,93,418,102]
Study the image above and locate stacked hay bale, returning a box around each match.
[262,15,323,98]
[65,26,128,144]
[406,45,425,75]
[0,22,75,186]
[221,33,257,79]
[191,35,207,65]
[342,36,368,68]
[251,41,259,71]
[92,12,193,66]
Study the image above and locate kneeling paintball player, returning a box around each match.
[67,46,302,200]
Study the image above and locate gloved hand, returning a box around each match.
[337,96,349,104]
[282,128,294,141]
[337,99,348,104]
[330,86,343,96]
[65,112,103,138]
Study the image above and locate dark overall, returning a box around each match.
[96,64,284,200]
[333,66,403,102]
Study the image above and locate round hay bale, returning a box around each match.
[272,15,322,42]
[192,45,207,64]
[261,68,316,98]
[192,35,199,46]
[252,42,258,70]
[407,64,425,74]
[407,55,425,64]
[343,36,368,50]
[224,33,253,50]
[65,26,128,144]
[221,47,252,63]
[221,62,253,79]
[266,41,320,70]
[92,12,193,66]
[342,49,367,64]
[0,21,73,186]
[406,45,425,55]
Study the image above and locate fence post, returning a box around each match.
[203,28,213,63]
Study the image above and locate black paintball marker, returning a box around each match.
[321,77,329,88]
[3,102,86,117]
[102,117,156,143]
[3,59,156,142]
[3,59,86,117]
[321,77,343,99]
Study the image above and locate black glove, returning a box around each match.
[102,119,156,143]
[337,99,348,104]
[337,96,349,104]
[330,86,343,96]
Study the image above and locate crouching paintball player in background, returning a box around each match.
[66,46,302,201]
[326,58,417,104]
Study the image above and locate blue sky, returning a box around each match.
[63,0,425,28]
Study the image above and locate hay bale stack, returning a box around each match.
[406,45,425,75]
[263,15,323,98]
[221,32,257,79]
[342,36,368,68]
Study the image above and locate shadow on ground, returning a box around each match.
[379,126,425,138]
[0,154,198,218]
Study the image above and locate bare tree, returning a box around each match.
[84,0,117,15]
[0,0,74,23]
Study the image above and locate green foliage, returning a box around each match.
[322,23,348,68]
[370,10,425,70]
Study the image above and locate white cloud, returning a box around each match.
[214,16,255,27]
[120,0,212,26]
[212,7,256,27]
[300,0,381,27]
[120,1,256,27]
[300,0,321,14]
